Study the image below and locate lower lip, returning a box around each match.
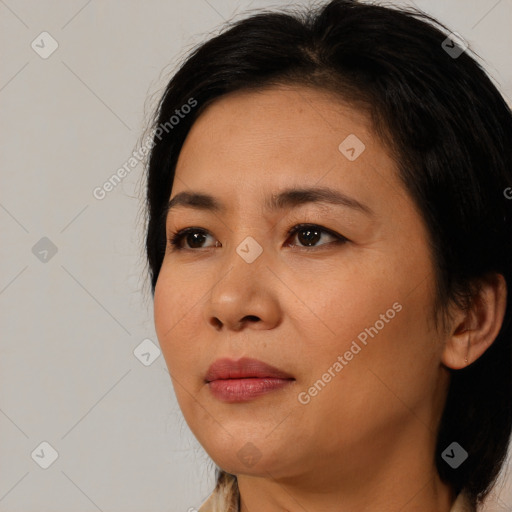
[207,378,294,402]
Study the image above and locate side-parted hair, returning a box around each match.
[144,0,512,508]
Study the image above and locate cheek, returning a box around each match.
[153,270,201,376]
[294,261,395,360]
[295,256,437,407]
[293,297,436,446]
[154,271,212,431]
[341,282,439,414]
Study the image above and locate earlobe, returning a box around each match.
[464,333,470,365]
[441,273,507,370]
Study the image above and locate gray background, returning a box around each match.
[1,0,511,511]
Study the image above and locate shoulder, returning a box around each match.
[198,472,239,512]
[197,492,215,512]
[197,486,238,512]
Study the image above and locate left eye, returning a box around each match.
[285,224,347,248]
[167,224,347,251]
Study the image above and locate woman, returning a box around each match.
[143,0,512,510]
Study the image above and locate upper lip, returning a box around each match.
[205,357,295,382]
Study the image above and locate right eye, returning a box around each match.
[168,228,219,251]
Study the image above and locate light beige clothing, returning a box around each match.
[450,491,477,512]
[197,485,476,512]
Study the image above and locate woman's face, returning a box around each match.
[153,85,450,485]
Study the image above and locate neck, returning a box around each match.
[237,470,455,512]
[236,420,456,512]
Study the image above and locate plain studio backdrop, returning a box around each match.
[1,1,511,511]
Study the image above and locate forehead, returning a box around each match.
[172,84,401,215]
[178,84,374,166]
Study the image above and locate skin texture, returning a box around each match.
[153,84,507,512]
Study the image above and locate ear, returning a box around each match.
[441,273,508,370]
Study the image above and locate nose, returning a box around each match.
[203,246,282,333]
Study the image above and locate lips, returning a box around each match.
[204,357,294,382]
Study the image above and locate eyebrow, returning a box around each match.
[165,186,374,218]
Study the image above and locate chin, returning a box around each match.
[204,436,294,478]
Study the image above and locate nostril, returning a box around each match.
[210,317,223,330]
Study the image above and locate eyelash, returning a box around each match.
[167,223,348,252]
